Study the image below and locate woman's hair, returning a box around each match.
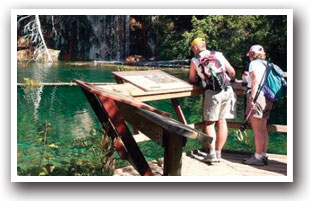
[250,52,266,60]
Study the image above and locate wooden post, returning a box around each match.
[113,75,124,84]
[171,98,187,124]
[171,98,187,146]
[98,95,153,176]
[163,131,184,176]
[113,74,140,135]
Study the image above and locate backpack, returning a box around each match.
[261,61,287,101]
[196,51,229,90]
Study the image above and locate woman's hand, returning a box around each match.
[249,96,256,110]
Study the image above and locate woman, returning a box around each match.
[243,45,273,166]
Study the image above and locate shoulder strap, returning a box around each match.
[252,59,274,103]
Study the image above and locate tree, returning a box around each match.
[155,15,287,70]
[18,15,58,64]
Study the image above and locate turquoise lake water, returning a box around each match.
[17,62,287,175]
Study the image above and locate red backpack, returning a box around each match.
[196,51,229,90]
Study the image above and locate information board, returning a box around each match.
[112,70,192,92]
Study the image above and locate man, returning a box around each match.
[188,38,236,163]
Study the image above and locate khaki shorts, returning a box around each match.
[203,86,237,121]
[246,91,273,119]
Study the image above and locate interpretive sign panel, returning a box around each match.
[112,70,192,92]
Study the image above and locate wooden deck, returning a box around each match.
[114,151,287,176]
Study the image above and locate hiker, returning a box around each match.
[243,44,273,166]
[189,38,236,163]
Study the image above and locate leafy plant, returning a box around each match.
[68,128,115,176]
[154,15,287,70]
[23,77,41,88]
[37,120,59,176]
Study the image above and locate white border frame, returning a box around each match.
[11,9,293,182]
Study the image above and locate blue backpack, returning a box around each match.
[261,61,287,102]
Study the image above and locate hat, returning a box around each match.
[247,45,265,56]
[191,38,205,48]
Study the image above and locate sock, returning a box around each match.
[209,150,215,156]
[261,152,267,158]
[255,153,263,160]
[215,150,221,158]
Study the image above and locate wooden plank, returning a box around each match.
[114,152,287,176]
[135,107,213,144]
[17,82,115,86]
[116,102,164,145]
[116,100,212,144]
[192,121,287,133]
[133,133,151,143]
[98,81,246,102]
[99,82,197,97]
[134,90,202,102]
[74,79,171,117]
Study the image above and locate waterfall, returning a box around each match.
[87,15,130,61]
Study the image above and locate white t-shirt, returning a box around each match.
[247,59,267,88]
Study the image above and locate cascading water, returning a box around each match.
[87,15,130,61]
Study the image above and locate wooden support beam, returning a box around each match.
[76,80,153,176]
[171,98,187,146]
[98,95,154,176]
[192,121,287,133]
[171,98,187,125]
[163,131,183,176]
[113,74,124,84]
[116,102,164,145]
[17,82,115,86]
[73,79,171,117]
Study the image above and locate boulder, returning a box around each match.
[125,55,145,63]
[17,37,31,49]
[17,48,60,62]
[17,49,33,62]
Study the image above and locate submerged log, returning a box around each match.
[17,82,115,87]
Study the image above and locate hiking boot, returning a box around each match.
[262,156,269,165]
[203,153,220,164]
[243,156,264,166]
[195,149,208,158]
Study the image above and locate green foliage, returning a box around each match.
[17,125,115,176]
[67,129,115,176]
[37,120,57,176]
[23,77,41,89]
[155,15,287,70]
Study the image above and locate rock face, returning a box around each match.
[17,15,156,61]
[17,48,60,62]
[17,49,33,62]
[36,49,61,62]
